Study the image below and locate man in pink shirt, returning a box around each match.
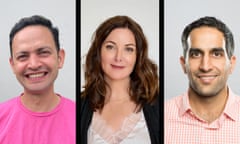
[165,16,240,143]
[0,15,75,144]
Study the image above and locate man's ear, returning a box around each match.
[9,57,16,74]
[229,55,236,74]
[57,48,65,69]
[180,56,187,74]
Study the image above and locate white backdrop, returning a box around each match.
[81,0,159,90]
[0,0,75,102]
[165,0,240,100]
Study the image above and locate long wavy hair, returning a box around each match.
[82,15,159,112]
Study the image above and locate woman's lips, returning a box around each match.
[111,64,124,69]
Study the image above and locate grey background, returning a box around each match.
[81,0,159,90]
[0,0,75,102]
[165,0,240,100]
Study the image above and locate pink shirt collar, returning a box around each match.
[179,87,239,121]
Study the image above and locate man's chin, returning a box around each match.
[195,88,220,97]
[24,86,49,94]
[191,85,221,97]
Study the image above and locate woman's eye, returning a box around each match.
[126,47,134,52]
[106,45,114,49]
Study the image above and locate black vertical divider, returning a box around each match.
[76,0,80,143]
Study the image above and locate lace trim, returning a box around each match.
[91,110,142,144]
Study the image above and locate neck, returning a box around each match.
[105,78,131,102]
[188,86,228,123]
[21,88,60,112]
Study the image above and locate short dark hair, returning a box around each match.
[181,16,234,59]
[9,15,60,56]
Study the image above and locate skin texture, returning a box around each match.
[99,28,138,131]
[9,25,65,112]
[101,28,137,84]
[180,26,236,122]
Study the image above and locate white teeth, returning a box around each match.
[28,73,45,78]
[199,76,215,78]
[200,76,214,80]
[199,76,216,83]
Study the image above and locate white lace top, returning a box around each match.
[87,110,151,144]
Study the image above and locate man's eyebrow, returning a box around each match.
[210,47,225,52]
[37,47,52,51]
[189,47,224,52]
[14,47,52,55]
[15,51,28,56]
[189,48,203,52]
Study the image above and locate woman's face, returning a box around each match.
[100,28,137,82]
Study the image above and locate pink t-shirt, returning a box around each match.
[0,95,75,144]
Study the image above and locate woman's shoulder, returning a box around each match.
[80,91,89,108]
[145,93,159,108]
[143,94,159,117]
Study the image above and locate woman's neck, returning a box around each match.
[105,78,131,102]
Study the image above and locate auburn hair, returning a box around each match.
[82,15,159,111]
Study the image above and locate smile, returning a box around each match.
[197,75,217,83]
[27,72,47,78]
[111,64,124,69]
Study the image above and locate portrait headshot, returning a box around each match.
[165,0,240,101]
[0,0,75,102]
[0,0,76,143]
[81,0,159,143]
[165,0,240,143]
